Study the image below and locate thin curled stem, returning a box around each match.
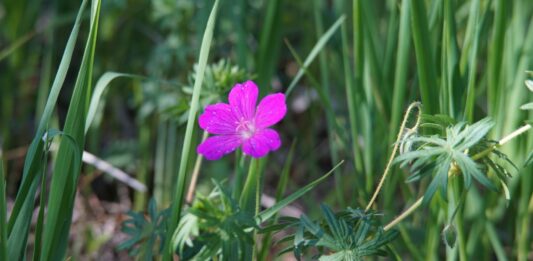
[365,102,422,211]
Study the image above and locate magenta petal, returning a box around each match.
[197,135,242,160]
[229,80,258,121]
[199,103,238,135]
[254,93,287,129]
[242,129,281,158]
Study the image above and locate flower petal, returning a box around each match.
[255,93,287,129]
[229,80,258,121]
[197,135,242,160]
[198,103,238,135]
[242,129,281,158]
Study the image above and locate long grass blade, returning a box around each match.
[164,0,220,258]
[40,0,102,258]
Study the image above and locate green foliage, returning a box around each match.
[172,181,257,260]
[118,199,170,259]
[395,117,514,204]
[267,205,398,261]
[185,59,249,96]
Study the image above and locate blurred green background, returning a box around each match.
[1,0,533,259]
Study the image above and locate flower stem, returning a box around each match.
[186,131,208,204]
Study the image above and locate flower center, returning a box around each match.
[236,119,256,139]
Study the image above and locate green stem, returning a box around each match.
[233,152,247,199]
[239,158,260,213]
[239,158,260,260]
[452,179,467,261]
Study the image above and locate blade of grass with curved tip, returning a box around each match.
[6,0,88,258]
[255,160,344,225]
[285,15,345,96]
[164,0,220,258]
[40,0,102,259]
[85,72,145,134]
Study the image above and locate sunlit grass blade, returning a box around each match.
[164,0,220,258]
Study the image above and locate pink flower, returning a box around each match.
[197,80,287,160]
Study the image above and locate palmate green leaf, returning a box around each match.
[455,118,494,151]
[422,156,451,205]
[279,206,397,260]
[118,199,169,258]
[454,152,496,191]
[397,118,503,204]
[172,179,258,260]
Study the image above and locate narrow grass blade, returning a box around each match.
[487,0,507,117]
[255,160,344,224]
[165,0,220,258]
[256,0,282,95]
[389,0,412,143]
[285,15,345,96]
[341,22,364,175]
[410,0,438,114]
